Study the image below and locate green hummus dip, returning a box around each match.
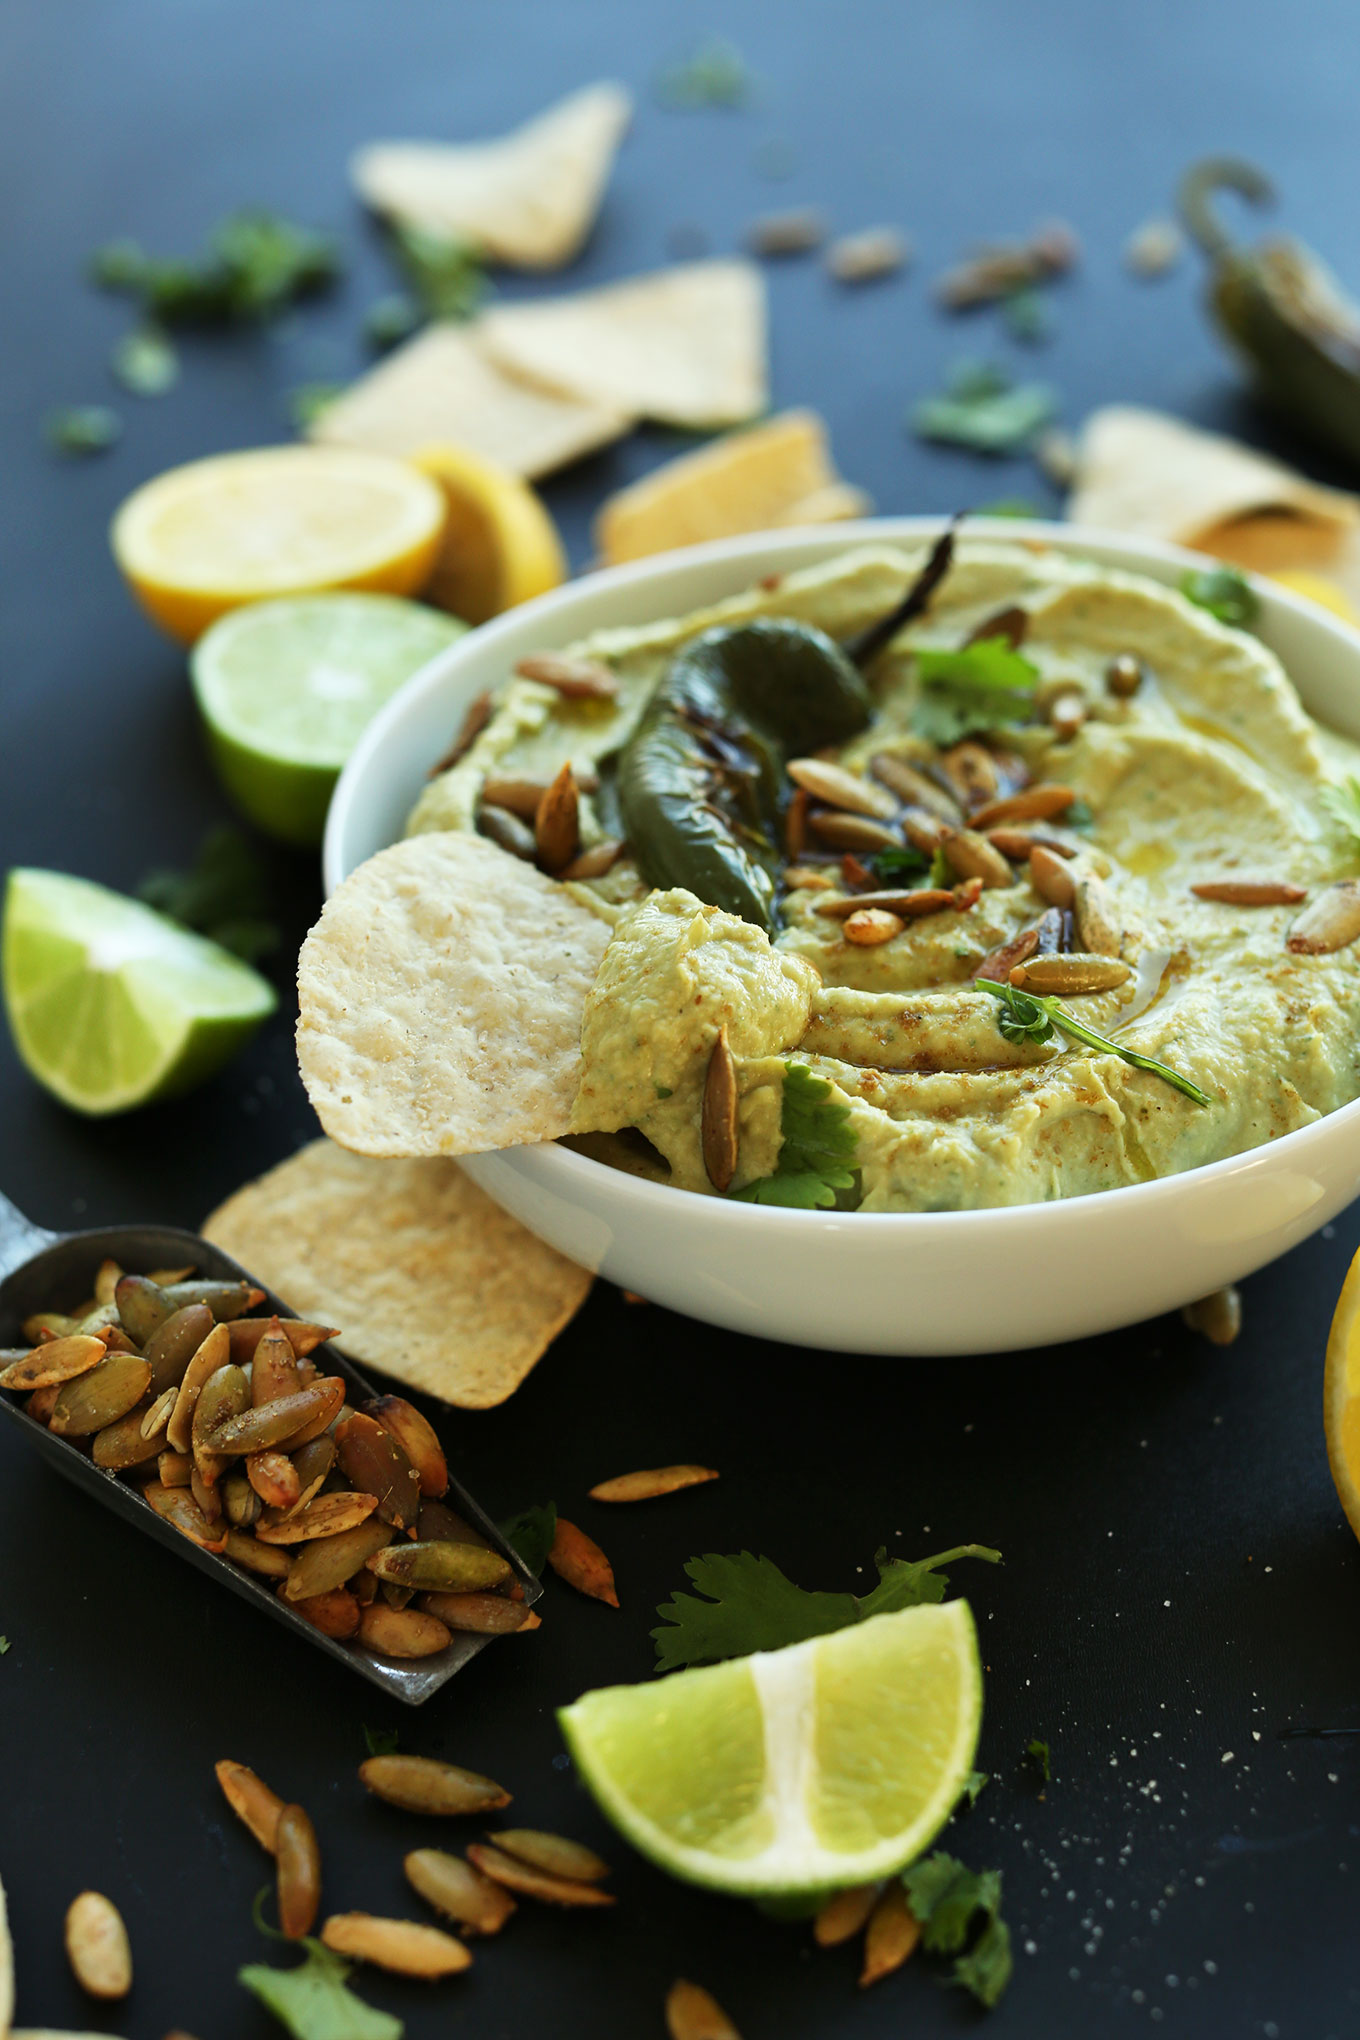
[408,542,1360,1211]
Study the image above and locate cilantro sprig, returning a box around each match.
[498,1501,557,1577]
[1180,564,1259,630]
[1320,774,1360,848]
[911,359,1057,455]
[241,1888,400,2039]
[903,1852,1013,2008]
[732,1061,857,1209]
[911,635,1038,745]
[92,211,339,325]
[975,977,1211,1106]
[652,1543,1001,1672]
[136,826,279,964]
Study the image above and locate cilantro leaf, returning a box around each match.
[363,1725,400,1758]
[1002,285,1051,343]
[960,1768,988,1806]
[1320,774,1360,848]
[911,361,1056,454]
[92,211,338,326]
[911,636,1039,744]
[388,222,486,322]
[655,37,752,108]
[289,381,347,431]
[903,1850,1013,2008]
[871,843,931,883]
[652,1542,1000,1672]
[239,1941,402,2040]
[915,638,1039,694]
[45,405,121,456]
[976,976,1212,1107]
[1025,1735,1052,1782]
[364,294,421,351]
[498,1501,556,1577]
[136,826,279,964]
[1180,564,1259,629]
[111,324,179,395]
[731,1061,857,1208]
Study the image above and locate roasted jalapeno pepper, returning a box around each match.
[616,619,874,929]
[1180,156,1360,466]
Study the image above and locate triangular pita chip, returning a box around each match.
[297,831,612,1158]
[310,322,629,477]
[479,260,768,427]
[595,408,871,564]
[203,1138,592,1408]
[352,81,632,271]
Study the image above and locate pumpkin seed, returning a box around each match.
[665,1978,741,2040]
[869,753,962,822]
[206,1378,343,1457]
[1074,875,1122,957]
[139,1385,177,1440]
[813,1882,880,1947]
[288,1586,361,1639]
[50,1352,151,1436]
[250,1319,301,1405]
[166,1321,230,1454]
[191,1362,249,1483]
[288,1434,337,1514]
[786,758,898,819]
[225,1317,338,1364]
[320,1912,471,1979]
[938,739,1000,807]
[418,1592,533,1635]
[367,1540,511,1593]
[843,907,904,945]
[360,1754,510,1816]
[215,1758,284,1851]
[1287,879,1360,953]
[255,1491,379,1543]
[93,1258,123,1308]
[1010,952,1133,994]
[805,810,901,853]
[113,1273,176,1347]
[282,1517,392,1601]
[24,1383,61,1424]
[404,1848,516,1934]
[381,1578,415,1611]
[481,774,554,817]
[0,1334,106,1393]
[860,1882,921,1986]
[358,1603,452,1658]
[700,1026,739,1192]
[144,1303,214,1397]
[223,1529,291,1579]
[1191,878,1307,905]
[975,926,1040,983]
[223,1470,262,1526]
[247,1450,302,1510]
[276,1803,321,1940]
[1034,905,1064,955]
[559,837,624,881]
[277,1375,348,1450]
[362,1396,447,1499]
[191,1468,223,1523]
[588,1464,720,1503]
[466,1842,615,1908]
[335,1411,420,1527]
[64,1890,132,1999]
[21,1311,80,1341]
[970,784,1077,829]
[989,826,1074,862]
[157,1449,193,1487]
[419,1496,493,1548]
[939,827,1013,889]
[534,761,580,872]
[548,1518,618,1606]
[143,1482,228,1551]
[428,688,492,777]
[1029,844,1076,909]
[515,652,618,700]
[490,1830,610,1884]
[92,1403,164,1471]
[158,1278,263,1321]
[478,804,537,860]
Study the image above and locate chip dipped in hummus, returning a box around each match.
[300,538,1360,1214]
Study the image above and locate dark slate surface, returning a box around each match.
[1,2,1358,2034]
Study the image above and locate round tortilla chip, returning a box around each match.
[297,831,612,1158]
[203,1138,591,1408]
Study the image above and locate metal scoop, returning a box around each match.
[0,1189,537,1704]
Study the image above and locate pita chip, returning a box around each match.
[479,259,768,427]
[203,1139,592,1408]
[297,830,612,1159]
[310,321,629,477]
[353,82,631,272]
[595,408,871,565]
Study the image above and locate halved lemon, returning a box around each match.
[1269,570,1360,628]
[1324,1240,1360,1539]
[111,445,448,644]
[558,1602,981,1897]
[411,442,566,625]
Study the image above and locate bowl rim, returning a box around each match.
[326,513,1360,1232]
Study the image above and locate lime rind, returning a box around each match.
[558,1601,981,1896]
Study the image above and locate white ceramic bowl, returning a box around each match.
[325,520,1360,1354]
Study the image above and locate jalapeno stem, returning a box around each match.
[841,515,962,671]
[1178,156,1273,260]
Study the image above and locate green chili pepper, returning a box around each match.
[1180,157,1360,466]
[616,619,873,929]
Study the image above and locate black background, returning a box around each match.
[3,3,1360,2035]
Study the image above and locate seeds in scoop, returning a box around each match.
[1287,880,1360,952]
[363,1396,448,1499]
[359,1604,453,1658]
[666,1978,742,2040]
[785,758,898,819]
[970,785,1077,829]
[534,762,581,873]
[64,1890,132,1999]
[805,810,901,854]
[321,1912,471,1979]
[1191,879,1307,905]
[478,804,538,860]
[283,1517,392,1600]
[467,1842,616,1908]
[215,1759,284,1852]
[368,1540,512,1593]
[405,1848,516,1934]
[1030,844,1077,909]
[548,1518,619,1606]
[25,1382,61,1423]
[247,1451,302,1510]
[559,837,625,881]
[869,753,963,822]
[490,1830,610,1884]
[515,652,618,700]
[1105,653,1144,697]
[93,1257,122,1307]
[93,1403,165,1471]
[114,1272,176,1347]
[382,1578,416,1612]
[251,1319,301,1404]
[143,1302,214,1397]
[158,1449,193,1487]
[207,1378,344,1457]
[191,1363,249,1487]
[1010,953,1132,994]
[843,907,904,945]
[361,1754,511,1816]
[700,1026,739,1193]
[158,1278,263,1321]
[289,1433,337,1513]
[276,1803,321,1940]
[224,1529,291,1578]
[288,1586,361,1639]
[191,1468,223,1522]
[975,926,1040,983]
[1074,875,1122,957]
[1182,1285,1243,1346]
[256,1491,379,1543]
[589,1465,720,1503]
[813,1882,880,1947]
[166,1321,230,1454]
[419,1591,534,1635]
[860,1882,921,1986]
[226,1317,338,1364]
[335,1411,421,1527]
[963,605,1028,652]
[223,1470,262,1525]
[0,1333,106,1392]
[939,828,1013,889]
[50,1352,152,1436]
[139,1385,177,1439]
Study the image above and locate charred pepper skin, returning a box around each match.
[1180,157,1360,467]
[616,619,873,929]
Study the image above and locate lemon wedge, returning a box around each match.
[1325,1240,1360,1539]
[411,442,566,625]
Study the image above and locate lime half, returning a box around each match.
[558,1601,981,1897]
[3,868,276,1115]
[191,593,465,846]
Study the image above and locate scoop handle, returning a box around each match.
[0,1191,58,1283]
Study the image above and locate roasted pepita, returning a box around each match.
[805,810,901,854]
[1074,875,1122,957]
[206,1378,344,1457]
[701,1026,740,1193]
[113,1272,176,1347]
[813,1881,880,1947]
[250,1318,301,1404]
[939,739,1000,806]
[419,1591,534,1635]
[335,1411,421,1527]
[225,1317,338,1364]
[224,1529,291,1579]
[404,1848,516,1934]
[144,1303,215,1397]
[1010,952,1133,994]
[288,1433,336,1514]
[64,1890,132,1999]
[1182,1284,1243,1346]
[367,1540,512,1593]
[0,1333,106,1393]
[970,784,1077,829]
[665,1977,742,2040]
[478,803,537,860]
[467,1842,615,1908]
[785,757,898,818]
[559,837,625,881]
[255,1490,379,1543]
[166,1321,230,1455]
[139,1385,178,1440]
[490,1830,610,1883]
[288,1586,361,1638]
[92,1403,164,1471]
[1191,878,1307,904]
[975,926,1040,983]
[363,1396,448,1499]
[50,1352,152,1437]
[548,1517,619,1606]
[868,753,962,821]
[939,826,1013,889]
[360,1754,511,1816]
[320,1911,472,1979]
[860,1882,921,1986]
[283,1517,393,1601]
[588,1464,720,1503]
[1029,844,1076,909]
[515,651,618,700]
[534,760,581,872]
[843,907,904,945]
[1287,880,1360,953]
[247,1450,302,1510]
[223,1469,262,1526]
[358,1604,454,1658]
[1105,652,1144,697]
[276,1802,321,1940]
[215,1759,285,1851]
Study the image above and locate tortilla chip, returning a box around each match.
[310,323,629,477]
[297,830,612,1158]
[479,260,768,427]
[353,82,632,271]
[594,409,871,564]
[203,1138,591,1408]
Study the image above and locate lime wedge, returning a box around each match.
[558,1602,981,1897]
[191,593,465,846]
[3,869,276,1115]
